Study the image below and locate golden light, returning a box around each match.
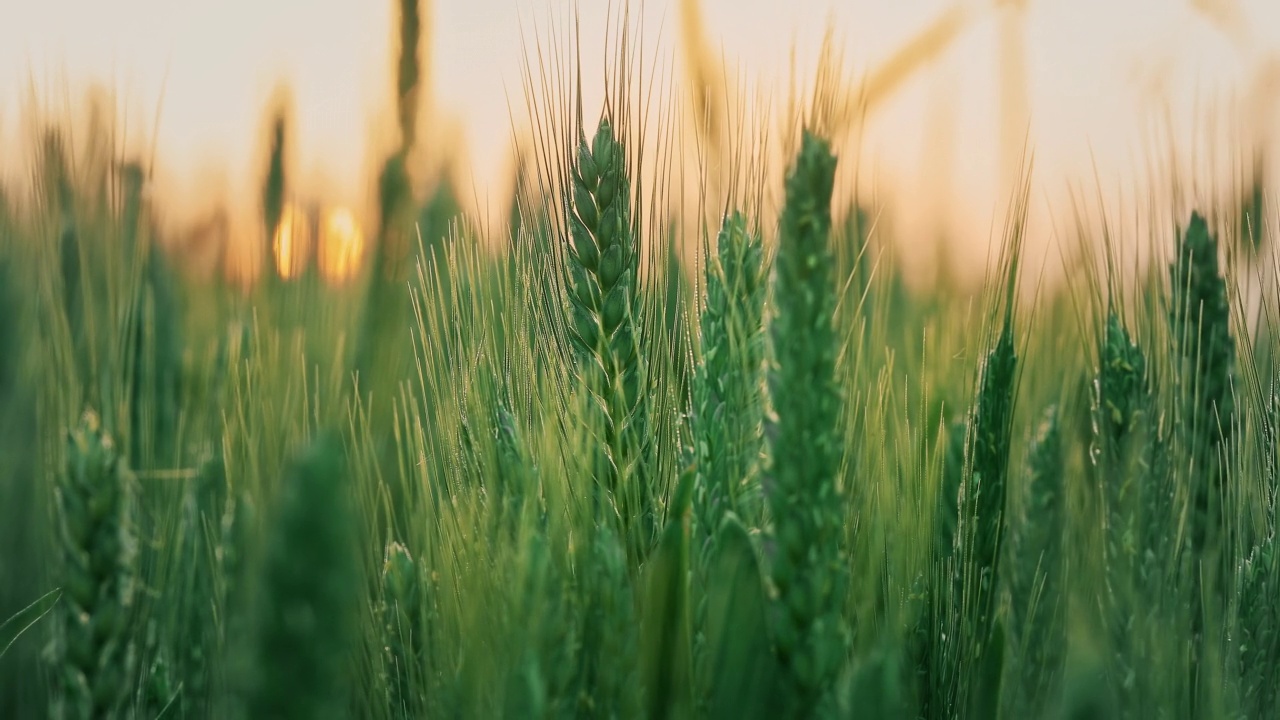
[273,203,313,280]
[318,206,365,284]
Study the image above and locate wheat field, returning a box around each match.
[0,2,1278,719]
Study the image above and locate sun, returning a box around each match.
[273,203,312,280]
[318,206,365,285]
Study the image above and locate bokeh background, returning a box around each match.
[3,0,1279,288]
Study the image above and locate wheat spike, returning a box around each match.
[765,130,847,716]
[692,210,766,541]
[1008,405,1066,717]
[565,116,653,558]
[49,409,138,720]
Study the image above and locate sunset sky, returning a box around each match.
[3,0,1279,285]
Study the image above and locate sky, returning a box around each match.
[3,0,1279,286]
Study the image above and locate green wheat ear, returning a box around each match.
[1234,533,1279,718]
[262,110,287,251]
[953,307,1018,718]
[964,320,1017,596]
[689,210,767,708]
[1008,405,1066,717]
[1093,311,1151,576]
[907,415,965,720]
[1169,211,1236,557]
[1168,211,1237,714]
[1094,311,1147,464]
[692,210,767,542]
[492,400,530,535]
[382,541,425,719]
[167,451,226,717]
[249,433,359,720]
[1091,310,1153,674]
[565,116,652,559]
[49,409,138,720]
[395,0,422,149]
[765,129,847,717]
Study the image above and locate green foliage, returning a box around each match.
[908,416,966,720]
[125,173,183,468]
[248,433,359,720]
[572,527,642,717]
[699,517,779,718]
[841,639,905,719]
[357,152,416,383]
[418,172,463,260]
[0,590,60,660]
[640,467,695,720]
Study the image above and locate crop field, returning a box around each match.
[1,1,1278,718]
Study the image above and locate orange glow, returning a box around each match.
[273,203,312,280]
[318,206,365,284]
